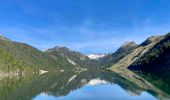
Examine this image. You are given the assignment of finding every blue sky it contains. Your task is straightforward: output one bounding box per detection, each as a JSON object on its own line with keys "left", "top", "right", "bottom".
{"left": 0, "top": 0, "right": 170, "bottom": 54}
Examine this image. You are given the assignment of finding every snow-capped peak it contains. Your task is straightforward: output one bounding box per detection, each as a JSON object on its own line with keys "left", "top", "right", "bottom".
{"left": 87, "top": 53, "right": 107, "bottom": 60}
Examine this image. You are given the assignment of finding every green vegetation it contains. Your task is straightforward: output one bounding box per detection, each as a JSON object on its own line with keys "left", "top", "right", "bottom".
{"left": 0, "top": 36, "right": 100, "bottom": 74}
{"left": 0, "top": 38, "right": 79, "bottom": 73}
{"left": 46, "top": 46, "right": 100, "bottom": 69}
{"left": 131, "top": 34, "right": 170, "bottom": 66}
{"left": 128, "top": 33, "right": 170, "bottom": 76}
{"left": 0, "top": 75, "right": 35, "bottom": 100}
{"left": 0, "top": 70, "right": 169, "bottom": 100}
{"left": 0, "top": 33, "right": 170, "bottom": 100}
{"left": 135, "top": 71, "right": 170, "bottom": 95}
{"left": 0, "top": 47, "right": 34, "bottom": 73}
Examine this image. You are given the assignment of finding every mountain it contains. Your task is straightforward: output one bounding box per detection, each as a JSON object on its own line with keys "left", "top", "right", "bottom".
{"left": 99, "top": 41, "right": 138, "bottom": 68}
{"left": 108, "top": 32, "right": 170, "bottom": 77}
{"left": 128, "top": 32, "right": 170, "bottom": 76}
{"left": 108, "top": 35, "right": 164, "bottom": 71}
{"left": 87, "top": 53, "right": 107, "bottom": 60}
{"left": 46, "top": 46, "right": 100, "bottom": 69}
{"left": 2, "top": 31, "right": 170, "bottom": 77}
{"left": 0, "top": 36, "right": 35, "bottom": 73}
{"left": 0, "top": 36, "right": 78, "bottom": 73}
{"left": 0, "top": 35, "right": 103, "bottom": 75}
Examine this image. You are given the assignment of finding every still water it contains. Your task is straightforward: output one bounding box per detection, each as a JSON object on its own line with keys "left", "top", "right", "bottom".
{"left": 0, "top": 70, "right": 169, "bottom": 100}
{"left": 34, "top": 84, "right": 156, "bottom": 100}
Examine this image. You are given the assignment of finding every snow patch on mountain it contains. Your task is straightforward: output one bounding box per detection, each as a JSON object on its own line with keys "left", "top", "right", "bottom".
{"left": 67, "top": 58, "right": 76, "bottom": 65}
{"left": 87, "top": 53, "right": 107, "bottom": 60}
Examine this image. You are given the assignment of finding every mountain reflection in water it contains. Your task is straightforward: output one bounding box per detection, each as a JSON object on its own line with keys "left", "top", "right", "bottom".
{"left": 0, "top": 70, "right": 169, "bottom": 100}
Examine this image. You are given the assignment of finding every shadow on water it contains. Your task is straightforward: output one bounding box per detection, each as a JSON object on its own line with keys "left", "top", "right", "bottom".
{"left": 134, "top": 71, "right": 170, "bottom": 97}
{"left": 0, "top": 69, "right": 170, "bottom": 100}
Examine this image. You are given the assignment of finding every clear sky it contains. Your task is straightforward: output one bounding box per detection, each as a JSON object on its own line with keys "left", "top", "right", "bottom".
{"left": 0, "top": 0, "right": 170, "bottom": 54}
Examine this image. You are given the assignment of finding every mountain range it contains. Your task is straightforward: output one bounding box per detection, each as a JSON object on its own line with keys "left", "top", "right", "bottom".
{"left": 0, "top": 32, "right": 170, "bottom": 76}
{"left": 108, "top": 32, "right": 170, "bottom": 77}
{"left": 0, "top": 36, "right": 100, "bottom": 74}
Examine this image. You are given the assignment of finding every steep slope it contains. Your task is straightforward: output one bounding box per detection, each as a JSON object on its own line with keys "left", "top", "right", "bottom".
{"left": 99, "top": 41, "right": 138, "bottom": 68}
{"left": 46, "top": 46, "right": 100, "bottom": 69}
{"left": 0, "top": 36, "right": 76, "bottom": 72}
{"left": 109, "top": 35, "right": 164, "bottom": 71}
{"left": 128, "top": 33, "right": 170, "bottom": 76}
{"left": 0, "top": 36, "right": 35, "bottom": 74}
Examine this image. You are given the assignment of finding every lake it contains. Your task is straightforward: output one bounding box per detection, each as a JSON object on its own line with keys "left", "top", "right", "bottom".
{"left": 0, "top": 70, "right": 169, "bottom": 100}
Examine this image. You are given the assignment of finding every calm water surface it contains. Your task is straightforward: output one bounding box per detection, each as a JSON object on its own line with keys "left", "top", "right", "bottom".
{"left": 34, "top": 84, "right": 156, "bottom": 100}
{"left": 0, "top": 70, "right": 169, "bottom": 100}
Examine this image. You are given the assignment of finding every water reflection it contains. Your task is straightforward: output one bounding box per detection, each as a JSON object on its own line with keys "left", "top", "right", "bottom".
{"left": 0, "top": 70, "right": 169, "bottom": 100}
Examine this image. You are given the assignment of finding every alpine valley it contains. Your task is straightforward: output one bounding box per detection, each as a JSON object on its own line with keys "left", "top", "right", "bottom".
{"left": 1, "top": 32, "right": 170, "bottom": 100}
